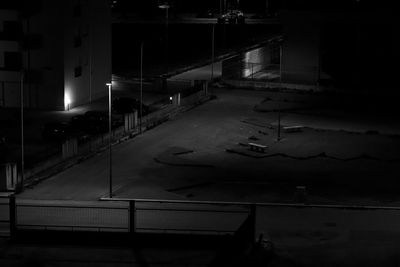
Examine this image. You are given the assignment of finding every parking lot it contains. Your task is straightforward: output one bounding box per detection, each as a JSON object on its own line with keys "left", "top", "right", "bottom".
{"left": 14, "top": 88, "right": 399, "bottom": 205}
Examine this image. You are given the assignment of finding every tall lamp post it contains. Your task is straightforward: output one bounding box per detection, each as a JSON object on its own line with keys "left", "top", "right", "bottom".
{"left": 211, "top": 23, "right": 215, "bottom": 81}
{"left": 106, "top": 82, "right": 113, "bottom": 198}
{"left": 140, "top": 42, "right": 143, "bottom": 133}
{"left": 158, "top": 3, "right": 170, "bottom": 74}
{"left": 268, "top": 36, "right": 284, "bottom": 141}
{"left": 19, "top": 70, "right": 24, "bottom": 193}
{"left": 278, "top": 40, "right": 283, "bottom": 141}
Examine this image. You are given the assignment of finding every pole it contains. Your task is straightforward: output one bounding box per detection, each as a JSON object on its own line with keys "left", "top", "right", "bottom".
{"left": 211, "top": 24, "right": 215, "bottom": 81}
{"left": 165, "top": 7, "right": 169, "bottom": 74}
{"left": 20, "top": 71, "right": 24, "bottom": 193}
{"left": 277, "top": 108, "right": 281, "bottom": 141}
{"left": 108, "top": 83, "right": 112, "bottom": 198}
{"left": 89, "top": 13, "right": 92, "bottom": 103}
{"left": 9, "top": 194, "right": 16, "bottom": 238}
{"left": 140, "top": 42, "right": 143, "bottom": 133}
{"left": 278, "top": 42, "right": 283, "bottom": 142}
{"left": 279, "top": 44, "right": 283, "bottom": 84}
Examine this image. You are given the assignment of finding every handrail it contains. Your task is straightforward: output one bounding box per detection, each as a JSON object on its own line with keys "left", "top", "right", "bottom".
{"left": 100, "top": 197, "right": 400, "bottom": 211}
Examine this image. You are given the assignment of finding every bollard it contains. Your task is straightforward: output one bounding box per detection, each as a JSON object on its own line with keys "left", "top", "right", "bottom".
{"left": 9, "top": 194, "right": 16, "bottom": 238}
{"left": 129, "top": 200, "right": 136, "bottom": 234}
{"left": 294, "top": 186, "right": 307, "bottom": 203}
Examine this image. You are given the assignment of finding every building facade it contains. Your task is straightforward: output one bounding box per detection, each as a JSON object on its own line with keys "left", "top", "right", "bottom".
{"left": 280, "top": 1, "right": 397, "bottom": 90}
{"left": 0, "top": 0, "right": 111, "bottom": 110}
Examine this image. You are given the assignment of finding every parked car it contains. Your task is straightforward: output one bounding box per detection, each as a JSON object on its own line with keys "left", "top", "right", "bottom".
{"left": 41, "top": 122, "right": 74, "bottom": 142}
{"left": 83, "top": 111, "right": 108, "bottom": 133}
{"left": 196, "top": 9, "right": 214, "bottom": 18}
{"left": 217, "top": 9, "right": 245, "bottom": 24}
{"left": 69, "top": 115, "right": 87, "bottom": 131}
{"left": 112, "top": 97, "right": 149, "bottom": 115}
{"left": 82, "top": 110, "right": 124, "bottom": 133}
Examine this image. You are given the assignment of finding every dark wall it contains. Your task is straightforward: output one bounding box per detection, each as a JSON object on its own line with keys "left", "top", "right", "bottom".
{"left": 281, "top": 9, "right": 397, "bottom": 91}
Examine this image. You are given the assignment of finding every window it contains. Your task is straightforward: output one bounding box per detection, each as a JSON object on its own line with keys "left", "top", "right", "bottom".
{"left": 74, "top": 26, "right": 82, "bottom": 47}
{"left": 74, "top": 36, "right": 82, "bottom": 47}
{"left": 74, "top": 66, "right": 82, "bottom": 77}
{"left": 0, "top": 21, "right": 22, "bottom": 41}
{"left": 73, "top": 5, "right": 81, "bottom": 17}
{"left": 4, "top": 52, "right": 22, "bottom": 71}
{"left": 22, "top": 34, "right": 43, "bottom": 50}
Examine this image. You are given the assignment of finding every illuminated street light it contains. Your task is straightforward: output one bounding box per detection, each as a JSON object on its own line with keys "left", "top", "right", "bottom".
{"left": 64, "top": 93, "right": 71, "bottom": 111}
{"left": 106, "top": 82, "right": 113, "bottom": 198}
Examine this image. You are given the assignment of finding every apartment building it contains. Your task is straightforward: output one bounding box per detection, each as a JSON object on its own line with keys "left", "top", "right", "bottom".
{"left": 0, "top": 0, "right": 111, "bottom": 110}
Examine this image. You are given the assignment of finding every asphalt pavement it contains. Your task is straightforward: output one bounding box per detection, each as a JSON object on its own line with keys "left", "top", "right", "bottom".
{"left": 5, "top": 87, "right": 400, "bottom": 266}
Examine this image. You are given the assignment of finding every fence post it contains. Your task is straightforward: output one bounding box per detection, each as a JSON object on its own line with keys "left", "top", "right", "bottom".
{"left": 9, "top": 194, "right": 16, "bottom": 238}
{"left": 250, "top": 204, "right": 256, "bottom": 242}
{"left": 129, "top": 200, "right": 136, "bottom": 234}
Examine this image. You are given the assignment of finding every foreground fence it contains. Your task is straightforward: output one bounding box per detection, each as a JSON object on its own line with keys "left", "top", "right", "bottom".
{"left": 3, "top": 195, "right": 400, "bottom": 249}
{"left": 4, "top": 197, "right": 250, "bottom": 237}
{"left": 0, "top": 195, "right": 10, "bottom": 236}
{"left": 14, "top": 199, "right": 129, "bottom": 233}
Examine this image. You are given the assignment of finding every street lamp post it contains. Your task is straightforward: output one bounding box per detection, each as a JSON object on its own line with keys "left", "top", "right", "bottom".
{"left": 158, "top": 3, "right": 170, "bottom": 74}
{"left": 19, "top": 70, "right": 24, "bottom": 193}
{"left": 277, "top": 108, "right": 281, "bottom": 141}
{"left": 140, "top": 42, "right": 143, "bottom": 133}
{"left": 279, "top": 43, "right": 283, "bottom": 84}
{"left": 211, "top": 23, "right": 215, "bottom": 81}
{"left": 277, "top": 43, "right": 283, "bottom": 141}
{"left": 106, "top": 82, "right": 113, "bottom": 198}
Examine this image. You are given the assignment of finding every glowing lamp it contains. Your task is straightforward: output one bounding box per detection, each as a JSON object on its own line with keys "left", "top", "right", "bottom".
{"left": 64, "top": 93, "right": 71, "bottom": 111}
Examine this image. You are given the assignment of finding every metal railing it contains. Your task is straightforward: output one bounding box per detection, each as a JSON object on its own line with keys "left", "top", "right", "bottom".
{"left": 2, "top": 196, "right": 251, "bottom": 236}
{"left": 4, "top": 195, "right": 400, "bottom": 240}
{"left": 132, "top": 199, "right": 250, "bottom": 235}
{"left": 0, "top": 195, "right": 10, "bottom": 235}
{"left": 14, "top": 199, "right": 130, "bottom": 233}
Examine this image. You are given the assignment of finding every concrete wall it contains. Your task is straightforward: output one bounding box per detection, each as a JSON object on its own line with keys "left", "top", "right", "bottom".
{"left": 280, "top": 10, "right": 320, "bottom": 85}
{"left": 280, "top": 9, "right": 397, "bottom": 90}
{"left": 222, "top": 45, "right": 272, "bottom": 80}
